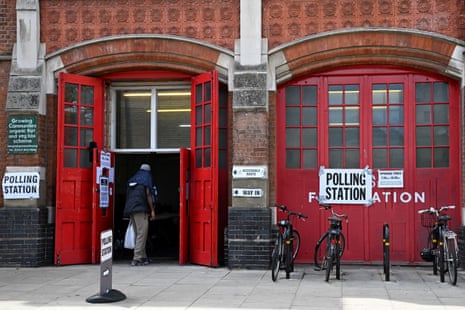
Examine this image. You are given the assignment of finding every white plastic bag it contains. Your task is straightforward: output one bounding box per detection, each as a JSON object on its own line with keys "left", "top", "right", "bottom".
{"left": 124, "top": 221, "right": 135, "bottom": 249}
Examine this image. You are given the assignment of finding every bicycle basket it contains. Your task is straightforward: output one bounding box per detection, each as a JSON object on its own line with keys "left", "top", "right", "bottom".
{"left": 421, "top": 212, "right": 436, "bottom": 228}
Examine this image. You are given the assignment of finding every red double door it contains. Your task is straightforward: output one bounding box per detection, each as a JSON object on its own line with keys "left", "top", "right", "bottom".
{"left": 55, "top": 71, "right": 226, "bottom": 266}
{"left": 277, "top": 69, "right": 461, "bottom": 264}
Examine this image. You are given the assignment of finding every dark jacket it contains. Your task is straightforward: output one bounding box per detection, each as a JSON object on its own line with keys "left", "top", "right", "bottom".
{"left": 123, "top": 183, "right": 150, "bottom": 217}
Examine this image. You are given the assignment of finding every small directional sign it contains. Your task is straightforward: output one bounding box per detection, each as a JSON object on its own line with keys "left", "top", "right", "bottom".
{"left": 232, "top": 165, "right": 267, "bottom": 179}
{"left": 232, "top": 188, "right": 263, "bottom": 198}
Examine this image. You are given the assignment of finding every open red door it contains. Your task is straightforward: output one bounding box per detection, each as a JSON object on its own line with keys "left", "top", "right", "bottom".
{"left": 189, "top": 71, "right": 220, "bottom": 266}
{"left": 55, "top": 73, "right": 104, "bottom": 265}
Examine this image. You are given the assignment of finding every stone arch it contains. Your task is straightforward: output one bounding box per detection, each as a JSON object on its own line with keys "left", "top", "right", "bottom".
{"left": 45, "top": 34, "right": 234, "bottom": 92}
{"left": 269, "top": 28, "right": 465, "bottom": 85}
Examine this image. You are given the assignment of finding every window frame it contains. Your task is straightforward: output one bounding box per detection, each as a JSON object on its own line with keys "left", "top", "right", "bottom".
{"left": 110, "top": 83, "right": 191, "bottom": 153}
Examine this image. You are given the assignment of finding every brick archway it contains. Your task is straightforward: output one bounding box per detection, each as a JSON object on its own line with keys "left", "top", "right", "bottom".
{"left": 46, "top": 35, "right": 234, "bottom": 80}
{"left": 269, "top": 28, "right": 465, "bottom": 84}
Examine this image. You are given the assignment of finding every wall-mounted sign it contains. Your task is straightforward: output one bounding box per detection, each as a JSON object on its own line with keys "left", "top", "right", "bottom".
{"left": 232, "top": 165, "right": 267, "bottom": 179}
{"left": 319, "top": 166, "right": 373, "bottom": 205}
{"left": 377, "top": 170, "right": 404, "bottom": 188}
{"left": 7, "top": 116, "right": 38, "bottom": 154}
{"left": 2, "top": 172, "right": 40, "bottom": 199}
{"left": 232, "top": 188, "right": 263, "bottom": 197}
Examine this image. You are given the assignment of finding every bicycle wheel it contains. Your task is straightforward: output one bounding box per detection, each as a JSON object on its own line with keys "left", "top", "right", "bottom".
{"left": 292, "top": 230, "right": 300, "bottom": 261}
{"left": 290, "top": 230, "right": 300, "bottom": 273}
{"left": 429, "top": 230, "right": 438, "bottom": 275}
{"left": 285, "top": 241, "right": 293, "bottom": 279}
{"left": 445, "top": 236, "right": 458, "bottom": 285}
{"left": 439, "top": 231, "right": 445, "bottom": 283}
{"left": 271, "top": 234, "right": 283, "bottom": 281}
{"left": 325, "top": 241, "right": 335, "bottom": 282}
{"left": 335, "top": 238, "right": 341, "bottom": 280}
{"left": 339, "top": 233, "right": 346, "bottom": 257}
{"left": 314, "top": 232, "right": 329, "bottom": 271}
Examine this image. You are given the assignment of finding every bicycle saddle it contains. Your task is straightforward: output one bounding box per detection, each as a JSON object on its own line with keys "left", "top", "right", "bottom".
{"left": 438, "top": 215, "right": 451, "bottom": 222}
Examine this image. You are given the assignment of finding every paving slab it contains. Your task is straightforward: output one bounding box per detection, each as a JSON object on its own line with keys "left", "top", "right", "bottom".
{"left": 0, "top": 262, "right": 464, "bottom": 310}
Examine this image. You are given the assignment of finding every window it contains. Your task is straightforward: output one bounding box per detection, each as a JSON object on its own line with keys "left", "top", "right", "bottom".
{"left": 113, "top": 87, "right": 191, "bottom": 151}
{"left": 372, "top": 83, "right": 404, "bottom": 168}
{"left": 284, "top": 85, "right": 318, "bottom": 168}
{"left": 63, "top": 82, "right": 94, "bottom": 168}
{"left": 415, "top": 82, "right": 449, "bottom": 168}
{"left": 328, "top": 84, "right": 360, "bottom": 168}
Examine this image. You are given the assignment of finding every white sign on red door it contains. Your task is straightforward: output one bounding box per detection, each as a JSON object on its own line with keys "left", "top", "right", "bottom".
{"left": 318, "top": 166, "right": 373, "bottom": 205}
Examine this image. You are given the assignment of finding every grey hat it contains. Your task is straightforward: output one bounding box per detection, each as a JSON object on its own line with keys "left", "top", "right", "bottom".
{"left": 140, "top": 163, "right": 151, "bottom": 171}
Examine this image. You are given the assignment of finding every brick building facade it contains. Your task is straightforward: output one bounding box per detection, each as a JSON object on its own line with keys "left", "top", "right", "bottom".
{"left": 1, "top": 0, "right": 465, "bottom": 268}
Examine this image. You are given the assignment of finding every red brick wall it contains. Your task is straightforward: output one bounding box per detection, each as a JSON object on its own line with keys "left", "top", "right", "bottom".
{"left": 41, "top": 1, "right": 465, "bottom": 54}
{"left": 0, "top": 0, "right": 15, "bottom": 206}
{"left": 263, "top": 0, "right": 465, "bottom": 49}
{"left": 40, "top": 0, "right": 240, "bottom": 53}
{"left": 0, "top": 0, "right": 16, "bottom": 54}
{"left": 232, "top": 111, "right": 269, "bottom": 164}
{"left": 45, "top": 94, "right": 57, "bottom": 207}
{"left": 0, "top": 61, "right": 10, "bottom": 205}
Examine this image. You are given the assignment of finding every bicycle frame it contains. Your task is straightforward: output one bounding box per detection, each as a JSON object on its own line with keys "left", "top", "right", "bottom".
{"left": 418, "top": 205, "right": 458, "bottom": 285}
{"left": 271, "top": 205, "right": 307, "bottom": 281}
{"left": 314, "top": 204, "right": 347, "bottom": 282}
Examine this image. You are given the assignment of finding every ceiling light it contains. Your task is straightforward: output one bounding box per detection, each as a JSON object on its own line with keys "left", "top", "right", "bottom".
{"left": 158, "top": 91, "right": 191, "bottom": 97}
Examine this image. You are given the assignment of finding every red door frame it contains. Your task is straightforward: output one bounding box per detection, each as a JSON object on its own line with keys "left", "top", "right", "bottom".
{"left": 55, "top": 73, "right": 106, "bottom": 265}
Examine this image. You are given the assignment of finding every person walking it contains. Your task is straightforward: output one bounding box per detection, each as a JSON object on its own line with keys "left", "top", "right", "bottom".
{"left": 123, "top": 163, "right": 156, "bottom": 266}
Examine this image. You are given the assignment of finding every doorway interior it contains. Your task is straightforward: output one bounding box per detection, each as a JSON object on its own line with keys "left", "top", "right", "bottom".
{"left": 113, "top": 153, "right": 180, "bottom": 262}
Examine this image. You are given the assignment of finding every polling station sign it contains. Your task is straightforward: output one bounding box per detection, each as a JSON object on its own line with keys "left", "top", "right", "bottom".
{"left": 319, "top": 167, "right": 373, "bottom": 205}
{"left": 2, "top": 172, "right": 40, "bottom": 199}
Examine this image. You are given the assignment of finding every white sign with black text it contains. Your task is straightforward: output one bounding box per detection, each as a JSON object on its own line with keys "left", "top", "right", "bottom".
{"left": 377, "top": 170, "right": 404, "bottom": 188}
{"left": 232, "top": 188, "right": 263, "bottom": 198}
{"left": 2, "top": 172, "right": 40, "bottom": 199}
{"left": 232, "top": 165, "right": 267, "bottom": 179}
{"left": 319, "top": 167, "right": 373, "bottom": 205}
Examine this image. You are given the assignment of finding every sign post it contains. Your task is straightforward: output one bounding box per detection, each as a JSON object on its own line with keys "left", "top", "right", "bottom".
{"left": 86, "top": 230, "right": 126, "bottom": 303}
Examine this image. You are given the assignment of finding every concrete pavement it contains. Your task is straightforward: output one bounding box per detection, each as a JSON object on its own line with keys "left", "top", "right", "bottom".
{"left": 0, "top": 261, "right": 464, "bottom": 309}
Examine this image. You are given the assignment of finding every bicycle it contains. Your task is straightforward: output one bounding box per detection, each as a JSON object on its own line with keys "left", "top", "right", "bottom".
{"left": 418, "top": 205, "right": 458, "bottom": 285}
{"left": 271, "top": 204, "right": 308, "bottom": 281}
{"left": 314, "top": 204, "right": 348, "bottom": 282}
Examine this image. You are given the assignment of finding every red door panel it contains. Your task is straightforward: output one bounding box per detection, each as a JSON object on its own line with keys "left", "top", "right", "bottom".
{"left": 55, "top": 73, "right": 104, "bottom": 265}
{"left": 189, "top": 71, "right": 219, "bottom": 266}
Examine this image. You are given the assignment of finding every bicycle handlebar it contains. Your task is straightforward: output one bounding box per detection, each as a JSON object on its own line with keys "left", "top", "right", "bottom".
{"left": 417, "top": 205, "right": 456, "bottom": 215}
{"left": 275, "top": 204, "right": 308, "bottom": 221}
{"left": 319, "top": 204, "right": 348, "bottom": 222}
